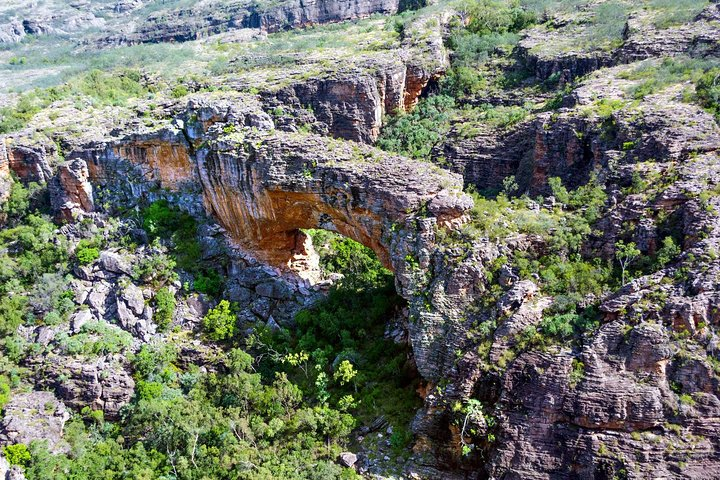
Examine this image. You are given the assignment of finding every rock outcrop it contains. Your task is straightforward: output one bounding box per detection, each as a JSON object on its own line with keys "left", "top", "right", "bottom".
{"left": 50, "top": 158, "right": 94, "bottom": 222}
{"left": 0, "top": 391, "right": 71, "bottom": 454}
{"left": 198, "top": 129, "right": 469, "bottom": 270}
{"left": 34, "top": 354, "right": 135, "bottom": 420}
{"left": 517, "top": 2, "right": 720, "bottom": 82}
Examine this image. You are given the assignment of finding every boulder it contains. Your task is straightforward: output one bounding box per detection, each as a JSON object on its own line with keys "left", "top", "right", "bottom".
{"left": 338, "top": 452, "right": 358, "bottom": 468}
{"left": 99, "top": 251, "right": 132, "bottom": 275}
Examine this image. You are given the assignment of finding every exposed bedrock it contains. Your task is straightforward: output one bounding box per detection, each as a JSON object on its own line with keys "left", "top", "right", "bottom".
{"left": 517, "top": 2, "right": 720, "bottom": 82}
{"left": 102, "top": 0, "right": 402, "bottom": 45}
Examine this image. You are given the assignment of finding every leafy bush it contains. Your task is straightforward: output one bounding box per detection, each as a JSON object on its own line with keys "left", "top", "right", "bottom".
{"left": 2, "top": 181, "right": 42, "bottom": 222}
{"left": 377, "top": 95, "right": 456, "bottom": 159}
{"left": 696, "top": 67, "right": 720, "bottom": 121}
{"left": 203, "top": 300, "right": 236, "bottom": 341}
{"left": 27, "top": 272, "right": 75, "bottom": 320}
{"left": 141, "top": 200, "right": 224, "bottom": 295}
{"left": 133, "top": 251, "right": 178, "bottom": 286}
{"left": 0, "top": 214, "right": 69, "bottom": 288}
{"left": 153, "top": 288, "right": 176, "bottom": 332}
{"left": 136, "top": 381, "right": 164, "bottom": 401}
{"left": 170, "top": 84, "right": 189, "bottom": 98}
{"left": 193, "top": 270, "right": 224, "bottom": 297}
{"left": 462, "top": 0, "right": 535, "bottom": 36}
{"left": 75, "top": 239, "right": 100, "bottom": 265}
{"left": 3, "top": 444, "right": 30, "bottom": 467}
{"left": 655, "top": 236, "right": 681, "bottom": 267}
{"left": 0, "top": 296, "right": 28, "bottom": 337}
{"left": 132, "top": 343, "right": 178, "bottom": 381}
{"left": 0, "top": 375, "right": 10, "bottom": 410}
{"left": 56, "top": 322, "right": 133, "bottom": 356}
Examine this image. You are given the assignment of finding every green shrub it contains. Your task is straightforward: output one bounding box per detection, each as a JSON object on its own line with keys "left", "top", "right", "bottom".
{"left": 620, "top": 57, "right": 718, "bottom": 100}
{"left": 153, "top": 288, "right": 176, "bottom": 332}
{"left": 696, "top": 67, "right": 720, "bottom": 121}
{"left": 569, "top": 359, "right": 585, "bottom": 388}
{"left": 170, "top": 84, "right": 189, "bottom": 98}
{"left": 2, "top": 181, "right": 42, "bottom": 221}
{"left": 132, "top": 343, "right": 178, "bottom": 381}
{"left": 203, "top": 300, "right": 236, "bottom": 341}
{"left": 0, "top": 375, "right": 10, "bottom": 410}
{"left": 68, "top": 69, "right": 149, "bottom": 107}
{"left": 441, "top": 65, "right": 487, "bottom": 97}
{"left": 0, "top": 214, "right": 69, "bottom": 287}
{"left": 539, "top": 313, "right": 576, "bottom": 339}
{"left": 133, "top": 251, "right": 177, "bottom": 286}
{"left": 3, "top": 444, "right": 30, "bottom": 467}
{"left": 193, "top": 270, "right": 224, "bottom": 297}
{"left": 655, "top": 236, "right": 681, "bottom": 267}
{"left": 389, "top": 427, "right": 414, "bottom": 454}
{"left": 377, "top": 94, "right": 456, "bottom": 159}
{"left": 141, "top": 201, "right": 218, "bottom": 290}
{"left": 136, "top": 381, "right": 164, "bottom": 401}
{"left": 0, "top": 296, "right": 28, "bottom": 336}
{"left": 75, "top": 240, "right": 100, "bottom": 265}
{"left": 463, "top": 0, "right": 535, "bottom": 36}
{"left": 56, "top": 321, "right": 133, "bottom": 356}
{"left": 678, "top": 393, "right": 696, "bottom": 407}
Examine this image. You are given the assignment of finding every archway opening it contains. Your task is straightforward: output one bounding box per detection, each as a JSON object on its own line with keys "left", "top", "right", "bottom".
{"left": 259, "top": 228, "right": 423, "bottom": 466}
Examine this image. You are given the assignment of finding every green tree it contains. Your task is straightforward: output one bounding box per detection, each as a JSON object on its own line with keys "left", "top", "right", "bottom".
{"left": 202, "top": 300, "right": 236, "bottom": 341}
{"left": 656, "top": 236, "right": 681, "bottom": 267}
{"left": 333, "top": 360, "right": 357, "bottom": 387}
{"left": 616, "top": 240, "right": 641, "bottom": 284}
{"left": 696, "top": 68, "right": 720, "bottom": 120}
{"left": 376, "top": 94, "right": 456, "bottom": 160}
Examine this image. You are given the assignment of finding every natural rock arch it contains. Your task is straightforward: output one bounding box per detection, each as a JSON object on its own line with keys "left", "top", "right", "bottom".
{"left": 196, "top": 130, "right": 471, "bottom": 276}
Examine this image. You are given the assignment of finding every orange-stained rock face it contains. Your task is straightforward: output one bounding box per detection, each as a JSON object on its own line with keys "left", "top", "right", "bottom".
{"left": 404, "top": 66, "right": 443, "bottom": 112}
{"left": 205, "top": 187, "right": 392, "bottom": 270}
{"left": 0, "top": 140, "right": 12, "bottom": 206}
{"left": 2, "top": 141, "right": 53, "bottom": 184}
{"left": 51, "top": 159, "right": 94, "bottom": 222}
{"left": 111, "top": 142, "right": 195, "bottom": 189}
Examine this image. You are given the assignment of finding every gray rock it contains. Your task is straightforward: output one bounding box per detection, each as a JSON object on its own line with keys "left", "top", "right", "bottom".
{"left": 266, "top": 316, "right": 281, "bottom": 332}
{"left": 255, "top": 280, "right": 293, "bottom": 300}
{"left": 87, "top": 281, "right": 113, "bottom": 318}
{"left": 99, "top": 251, "right": 132, "bottom": 275}
{"left": 119, "top": 283, "right": 145, "bottom": 315}
{"left": 338, "top": 452, "right": 358, "bottom": 468}
{"left": 70, "top": 309, "right": 95, "bottom": 333}
{"left": 36, "top": 354, "right": 135, "bottom": 420}
{"left": 250, "top": 297, "right": 273, "bottom": 319}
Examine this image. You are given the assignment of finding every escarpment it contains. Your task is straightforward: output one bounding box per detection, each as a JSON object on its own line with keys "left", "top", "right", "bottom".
{"left": 101, "top": 0, "right": 402, "bottom": 45}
